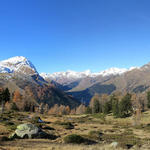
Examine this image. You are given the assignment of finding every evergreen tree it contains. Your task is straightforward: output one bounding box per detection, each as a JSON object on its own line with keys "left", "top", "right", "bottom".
{"left": 11, "top": 102, "right": 19, "bottom": 111}
{"left": 119, "top": 93, "right": 132, "bottom": 118}
{"left": 93, "top": 99, "right": 100, "bottom": 113}
{"left": 147, "top": 91, "right": 150, "bottom": 108}
{"left": 85, "top": 106, "right": 92, "bottom": 114}
{"left": 0, "top": 88, "right": 10, "bottom": 114}
{"left": 3, "top": 88, "right": 10, "bottom": 102}
{"left": 104, "top": 101, "right": 112, "bottom": 114}
{"left": 112, "top": 96, "right": 119, "bottom": 117}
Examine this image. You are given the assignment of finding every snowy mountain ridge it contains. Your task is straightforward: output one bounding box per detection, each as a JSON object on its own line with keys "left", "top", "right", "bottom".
{"left": 40, "top": 67, "right": 138, "bottom": 80}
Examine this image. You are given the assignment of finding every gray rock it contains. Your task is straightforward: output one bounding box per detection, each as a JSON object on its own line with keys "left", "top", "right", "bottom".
{"left": 9, "top": 123, "right": 57, "bottom": 140}
{"left": 15, "top": 123, "right": 39, "bottom": 139}
{"left": 110, "top": 142, "right": 119, "bottom": 148}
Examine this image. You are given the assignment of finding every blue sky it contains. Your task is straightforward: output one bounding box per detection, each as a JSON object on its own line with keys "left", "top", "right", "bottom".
{"left": 0, "top": 0, "right": 150, "bottom": 73}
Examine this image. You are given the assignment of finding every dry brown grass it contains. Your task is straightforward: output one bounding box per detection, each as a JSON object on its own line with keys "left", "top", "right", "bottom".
{"left": 1, "top": 111, "right": 150, "bottom": 149}
{"left": 0, "top": 140, "right": 125, "bottom": 150}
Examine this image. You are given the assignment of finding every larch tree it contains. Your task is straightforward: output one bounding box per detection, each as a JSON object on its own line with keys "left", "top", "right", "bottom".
{"left": 13, "top": 90, "right": 22, "bottom": 110}
{"left": 90, "top": 94, "right": 101, "bottom": 114}
{"left": 70, "top": 108, "right": 76, "bottom": 115}
{"left": 76, "top": 104, "right": 86, "bottom": 114}
{"left": 112, "top": 95, "right": 119, "bottom": 117}
{"left": 65, "top": 106, "right": 71, "bottom": 115}
{"left": 48, "top": 104, "right": 59, "bottom": 115}
{"left": 44, "top": 104, "right": 49, "bottom": 114}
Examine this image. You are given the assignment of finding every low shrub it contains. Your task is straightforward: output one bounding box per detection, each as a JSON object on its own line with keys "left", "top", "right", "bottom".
{"left": 0, "top": 136, "right": 9, "bottom": 141}
{"left": 31, "top": 116, "right": 40, "bottom": 123}
{"left": 92, "top": 113, "right": 106, "bottom": 122}
{"left": 4, "top": 121, "right": 14, "bottom": 126}
{"left": 64, "top": 134, "right": 85, "bottom": 144}
{"left": 88, "top": 130, "right": 103, "bottom": 140}
{"left": 55, "top": 121, "right": 74, "bottom": 129}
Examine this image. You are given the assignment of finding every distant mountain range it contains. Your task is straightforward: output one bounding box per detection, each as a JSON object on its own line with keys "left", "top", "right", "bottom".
{"left": 1, "top": 56, "right": 150, "bottom": 106}
{"left": 40, "top": 67, "right": 137, "bottom": 85}
{"left": 40, "top": 63, "right": 150, "bottom": 104}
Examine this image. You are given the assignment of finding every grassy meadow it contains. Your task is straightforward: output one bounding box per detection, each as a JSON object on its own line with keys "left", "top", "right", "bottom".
{"left": 0, "top": 111, "right": 150, "bottom": 150}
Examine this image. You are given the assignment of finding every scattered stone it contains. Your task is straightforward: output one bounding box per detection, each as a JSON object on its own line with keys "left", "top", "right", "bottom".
{"left": 140, "top": 144, "right": 150, "bottom": 149}
{"left": 132, "top": 145, "right": 141, "bottom": 150}
{"left": 126, "top": 144, "right": 134, "bottom": 149}
{"left": 110, "top": 142, "right": 119, "bottom": 148}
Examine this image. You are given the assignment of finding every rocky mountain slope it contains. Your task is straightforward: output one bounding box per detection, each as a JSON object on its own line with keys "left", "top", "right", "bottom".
{"left": 41, "top": 64, "right": 150, "bottom": 104}
{"left": 0, "top": 56, "right": 79, "bottom": 108}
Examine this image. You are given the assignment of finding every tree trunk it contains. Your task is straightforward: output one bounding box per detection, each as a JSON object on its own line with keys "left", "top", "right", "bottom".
{"left": 1, "top": 100, "right": 4, "bottom": 114}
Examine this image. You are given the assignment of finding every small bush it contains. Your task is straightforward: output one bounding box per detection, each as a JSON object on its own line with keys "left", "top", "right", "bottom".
{"left": 31, "top": 116, "right": 40, "bottom": 123}
{"left": 62, "top": 122, "right": 74, "bottom": 129}
{"left": 4, "top": 121, "right": 14, "bottom": 126}
{"left": 8, "top": 125, "right": 17, "bottom": 131}
{"left": 64, "top": 134, "right": 85, "bottom": 144}
{"left": 0, "top": 136, "right": 9, "bottom": 141}
{"left": 55, "top": 121, "right": 74, "bottom": 129}
{"left": 88, "top": 130, "right": 103, "bottom": 140}
{"left": 2, "top": 121, "right": 17, "bottom": 131}
{"left": 92, "top": 113, "right": 106, "bottom": 121}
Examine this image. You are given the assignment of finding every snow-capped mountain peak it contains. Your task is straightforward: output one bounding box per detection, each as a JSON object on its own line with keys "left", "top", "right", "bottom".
{"left": 0, "top": 56, "right": 38, "bottom": 75}
{"left": 98, "top": 67, "right": 128, "bottom": 76}
{"left": 2, "top": 56, "right": 27, "bottom": 64}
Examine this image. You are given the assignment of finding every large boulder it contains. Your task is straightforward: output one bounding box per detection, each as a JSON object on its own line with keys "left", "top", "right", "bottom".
{"left": 14, "top": 123, "right": 39, "bottom": 139}
{"left": 9, "top": 123, "right": 57, "bottom": 140}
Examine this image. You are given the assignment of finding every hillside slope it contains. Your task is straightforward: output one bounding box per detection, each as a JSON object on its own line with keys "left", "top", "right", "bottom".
{"left": 41, "top": 63, "right": 150, "bottom": 103}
